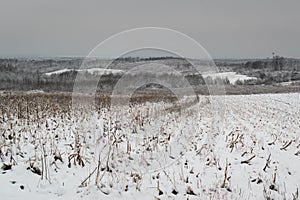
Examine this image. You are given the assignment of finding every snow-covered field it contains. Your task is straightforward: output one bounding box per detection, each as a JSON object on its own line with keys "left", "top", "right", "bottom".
{"left": 202, "top": 72, "right": 257, "bottom": 84}
{"left": 44, "top": 68, "right": 257, "bottom": 86}
{"left": 0, "top": 93, "right": 299, "bottom": 199}
{"left": 45, "top": 68, "right": 124, "bottom": 76}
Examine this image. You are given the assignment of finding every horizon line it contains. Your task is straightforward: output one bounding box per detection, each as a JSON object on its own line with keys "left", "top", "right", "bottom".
{"left": 0, "top": 55, "right": 299, "bottom": 60}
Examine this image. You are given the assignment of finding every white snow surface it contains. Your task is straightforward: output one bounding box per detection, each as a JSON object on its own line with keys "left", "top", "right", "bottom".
{"left": 45, "top": 68, "right": 124, "bottom": 76}
{"left": 202, "top": 71, "right": 257, "bottom": 84}
{"left": 0, "top": 93, "right": 299, "bottom": 199}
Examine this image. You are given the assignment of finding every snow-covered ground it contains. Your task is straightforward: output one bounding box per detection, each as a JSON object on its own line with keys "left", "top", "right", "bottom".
{"left": 202, "top": 72, "right": 257, "bottom": 84}
{"left": 0, "top": 93, "right": 299, "bottom": 199}
{"left": 45, "top": 68, "right": 257, "bottom": 86}
{"left": 45, "top": 68, "right": 124, "bottom": 76}
{"left": 279, "top": 80, "right": 300, "bottom": 86}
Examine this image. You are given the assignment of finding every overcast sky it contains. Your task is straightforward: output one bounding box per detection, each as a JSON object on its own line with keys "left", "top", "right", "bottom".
{"left": 0, "top": 0, "right": 299, "bottom": 59}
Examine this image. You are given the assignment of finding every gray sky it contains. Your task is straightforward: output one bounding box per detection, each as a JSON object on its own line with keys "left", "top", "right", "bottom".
{"left": 0, "top": 0, "right": 299, "bottom": 59}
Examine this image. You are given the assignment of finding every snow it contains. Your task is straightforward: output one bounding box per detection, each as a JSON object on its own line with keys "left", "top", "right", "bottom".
{"left": 202, "top": 71, "right": 257, "bottom": 84}
{"left": 45, "top": 68, "right": 124, "bottom": 76}
{"left": 25, "top": 90, "right": 45, "bottom": 94}
{"left": 45, "top": 69, "right": 74, "bottom": 76}
{"left": 279, "top": 80, "right": 300, "bottom": 86}
{"left": 84, "top": 68, "right": 124, "bottom": 75}
{"left": 0, "top": 93, "right": 299, "bottom": 199}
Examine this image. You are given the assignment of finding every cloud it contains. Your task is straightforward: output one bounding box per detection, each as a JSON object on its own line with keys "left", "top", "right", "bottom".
{"left": 0, "top": 0, "right": 299, "bottom": 58}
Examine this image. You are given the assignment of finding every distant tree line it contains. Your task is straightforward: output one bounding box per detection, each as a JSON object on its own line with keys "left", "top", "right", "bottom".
{"left": 232, "top": 54, "right": 300, "bottom": 85}
{"left": 115, "top": 56, "right": 185, "bottom": 62}
{"left": 1, "top": 67, "right": 229, "bottom": 92}
{"left": 1, "top": 56, "right": 300, "bottom": 92}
